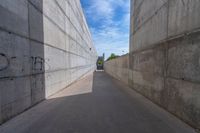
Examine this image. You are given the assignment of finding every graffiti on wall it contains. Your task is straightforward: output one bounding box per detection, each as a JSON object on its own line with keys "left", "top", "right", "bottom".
{"left": 32, "top": 56, "right": 44, "bottom": 71}
{"left": 0, "top": 53, "right": 45, "bottom": 72}
{"left": 0, "top": 53, "right": 9, "bottom": 71}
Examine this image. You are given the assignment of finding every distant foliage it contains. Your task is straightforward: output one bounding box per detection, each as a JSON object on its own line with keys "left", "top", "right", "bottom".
{"left": 107, "top": 53, "right": 119, "bottom": 61}
{"left": 98, "top": 60, "right": 103, "bottom": 65}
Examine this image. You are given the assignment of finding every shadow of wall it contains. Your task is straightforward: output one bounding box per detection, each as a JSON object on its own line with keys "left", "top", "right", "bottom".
{"left": 0, "top": 0, "right": 45, "bottom": 124}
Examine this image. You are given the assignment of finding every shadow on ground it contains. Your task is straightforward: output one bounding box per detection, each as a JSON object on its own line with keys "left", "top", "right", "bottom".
{"left": 0, "top": 72, "right": 197, "bottom": 133}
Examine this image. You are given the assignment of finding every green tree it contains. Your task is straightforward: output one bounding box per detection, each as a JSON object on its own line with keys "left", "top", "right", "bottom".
{"left": 98, "top": 60, "right": 103, "bottom": 65}
{"left": 107, "top": 53, "right": 119, "bottom": 61}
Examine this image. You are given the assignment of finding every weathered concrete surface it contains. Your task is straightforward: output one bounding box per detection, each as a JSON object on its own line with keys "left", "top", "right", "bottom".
{"left": 104, "top": 54, "right": 129, "bottom": 85}
{"left": 0, "top": 72, "right": 197, "bottom": 133}
{"left": 105, "top": 0, "right": 200, "bottom": 130}
{"left": 0, "top": 0, "right": 97, "bottom": 124}
{"left": 129, "top": 0, "right": 200, "bottom": 129}
{"left": 168, "top": 0, "right": 200, "bottom": 37}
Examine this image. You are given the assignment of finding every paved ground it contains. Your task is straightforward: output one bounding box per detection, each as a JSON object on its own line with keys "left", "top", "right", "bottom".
{"left": 0, "top": 72, "right": 197, "bottom": 133}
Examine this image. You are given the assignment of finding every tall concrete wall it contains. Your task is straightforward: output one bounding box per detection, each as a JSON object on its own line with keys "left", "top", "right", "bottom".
{"left": 104, "top": 55, "right": 129, "bottom": 85}
{"left": 105, "top": 0, "right": 200, "bottom": 130}
{"left": 0, "top": 0, "right": 97, "bottom": 124}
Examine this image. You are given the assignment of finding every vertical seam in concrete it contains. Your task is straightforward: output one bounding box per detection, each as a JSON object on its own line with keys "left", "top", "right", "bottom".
{"left": 27, "top": 2, "right": 33, "bottom": 105}
{"left": 163, "top": 0, "right": 170, "bottom": 106}
{"left": 129, "top": 0, "right": 132, "bottom": 53}
{"left": 166, "top": 0, "right": 170, "bottom": 38}
{"left": 186, "top": 0, "right": 190, "bottom": 34}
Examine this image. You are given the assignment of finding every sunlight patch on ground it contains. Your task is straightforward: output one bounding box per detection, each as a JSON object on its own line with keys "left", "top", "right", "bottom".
{"left": 47, "top": 73, "right": 94, "bottom": 99}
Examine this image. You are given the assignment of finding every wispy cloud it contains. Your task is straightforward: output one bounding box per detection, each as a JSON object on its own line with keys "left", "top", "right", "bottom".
{"left": 81, "top": 0, "right": 130, "bottom": 59}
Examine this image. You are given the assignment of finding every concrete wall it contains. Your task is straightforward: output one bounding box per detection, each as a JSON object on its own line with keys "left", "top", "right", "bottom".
{"left": 0, "top": 0, "right": 97, "bottom": 124}
{"left": 105, "top": 0, "right": 200, "bottom": 129}
{"left": 104, "top": 55, "right": 129, "bottom": 85}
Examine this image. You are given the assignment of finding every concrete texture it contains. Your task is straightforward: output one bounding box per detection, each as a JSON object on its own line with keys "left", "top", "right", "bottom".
{"left": 105, "top": 0, "right": 200, "bottom": 130}
{"left": 0, "top": 72, "right": 197, "bottom": 133}
{"left": 0, "top": 0, "right": 97, "bottom": 124}
{"left": 104, "top": 54, "right": 129, "bottom": 85}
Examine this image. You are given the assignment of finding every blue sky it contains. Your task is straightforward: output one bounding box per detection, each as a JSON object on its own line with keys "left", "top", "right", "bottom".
{"left": 80, "top": 0, "right": 130, "bottom": 59}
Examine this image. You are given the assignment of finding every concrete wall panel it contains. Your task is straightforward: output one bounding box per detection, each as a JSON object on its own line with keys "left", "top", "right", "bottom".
{"left": 43, "top": 17, "right": 66, "bottom": 50}
{"left": 164, "top": 78, "right": 200, "bottom": 129}
{"left": 132, "top": 5, "right": 168, "bottom": 52}
{"left": 133, "top": 0, "right": 167, "bottom": 32}
{"left": 0, "top": 0, "right": 28, "bottom": 36}
{"left": 44, "top": 45, "right": 67, "bottom": 71}
{"left": 31, "top": 74, "right": 45, "bottom": 105}
{"left": 45, "top": 70, "right": 68, "bottom": 97}
{"left": 167, "top": 33, "right": 200, "bottom": 83}
{"left": 44, "top": 0, "right": 66, "bottom": 32}
{"left": 0, "top": 30, "right": 31, "bottom": 78}
{"left": 132, "top": 70, "right": 164, "bottom": 102}
{"left": 0, "top": 0, "right": 97, "bottom": 124}
{"left": 29, "top": 3, "right": 44, "bottom": 42}
{"left": 0, "top": 77, "right": 32, "bottom": 122}
{"left": 132, "top": 46, "right": 165, "bottom": 75}
{"left": 168, "top": 0, "right": 200, "bottom": 37}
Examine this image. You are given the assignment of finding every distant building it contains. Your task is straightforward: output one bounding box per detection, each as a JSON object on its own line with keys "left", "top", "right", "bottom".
{"left": 96, "top": 53, "right": 105, "bottom": 70}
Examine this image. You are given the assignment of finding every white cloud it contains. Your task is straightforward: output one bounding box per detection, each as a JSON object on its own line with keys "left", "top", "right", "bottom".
{"left": 84, "top": 0, "right": 130, "bottom": 59}
{"left": 92, "top": 26, "right": 129, "bottom": 59}
{"left": 85, "top": 0, "right": 113, "bottom": 22}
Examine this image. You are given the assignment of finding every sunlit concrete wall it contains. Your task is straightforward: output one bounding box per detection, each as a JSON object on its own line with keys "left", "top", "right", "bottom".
{"left": 0, "top": 0, "right": 97, "bottom": 124}
{"left": 105, "top": 0, "right": 200, "bottom": 129}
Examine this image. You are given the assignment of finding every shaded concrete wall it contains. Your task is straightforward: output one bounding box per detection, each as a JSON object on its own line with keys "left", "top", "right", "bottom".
{"left": 104, "top": 55, "right": 129, "bottom": 85}
{"left": 0, "top": 0, "right": 97, "bottom": 124}
{"left": 105, "top": 0, "right": 200, "bottom": 129}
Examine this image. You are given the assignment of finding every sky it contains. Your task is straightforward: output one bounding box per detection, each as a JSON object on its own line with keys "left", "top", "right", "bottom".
{"left": 80, "top": 0, "right": 130, "bottom": 59}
